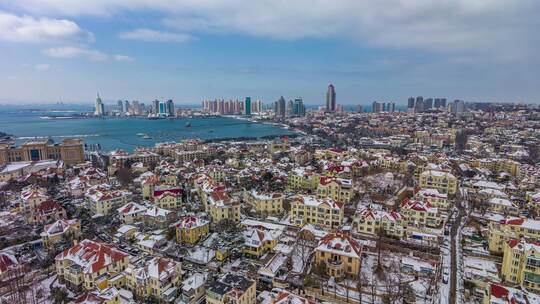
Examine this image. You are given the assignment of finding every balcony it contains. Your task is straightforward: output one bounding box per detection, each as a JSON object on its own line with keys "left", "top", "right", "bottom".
{"left": 327, "top": 258, "right": 345, "bottom": 278}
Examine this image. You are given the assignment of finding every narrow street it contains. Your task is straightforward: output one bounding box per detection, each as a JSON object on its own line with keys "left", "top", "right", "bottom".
{"left": 448, "top": 189, "right": 466, "bottom": 304}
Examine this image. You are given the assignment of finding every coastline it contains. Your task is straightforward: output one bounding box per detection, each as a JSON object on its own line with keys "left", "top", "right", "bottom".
{"left": 2, "top": 113, "right": 299, "bottom": 152}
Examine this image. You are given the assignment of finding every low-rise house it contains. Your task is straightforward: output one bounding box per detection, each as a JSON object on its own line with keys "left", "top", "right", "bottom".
{"left": 244, "top": 190, "right": 284, "bottom": 215}
{"left": 286, "top": 168, "right": 320, "bottom": 191}
{"left": 400, "top": 199, "right": 442, "bottom": 228}
{"left": 144, "top": 206, "right": 175, "bottom": 229}
{"left": 179, "top": 272, "right": 207, "bottom": 304}
{"left": 419, "top": 170, "right": 457, "bottom": 195}
{"left": 41, "top": 219, "right": 80, "bottom": 247}
{"left": 487, "top": 197, "right": 519, "bottom": 216}
{"left": 117, "top": 202, "right": 147, "bottom": 224}
{"left": 488, "top": 217, "right": 540, "bottom": 254}
{"left": 317, "top": 176, "right": 353, "bottom": 203}
{"left": 55, "top": 239, "right": 130, "bottom": 292}
{"left": 86, "top": 185, "right": 132, "bottom": 216}
{"left": 125, "top": 257, "right": 182, "bottom": 302}
{"left": 414, "top": 188, "right": 450, "bottom": 210}
{"left": 153, "top": 190, "right": 181, "bottom": 210}
{"left": 0, "top": 252, "right": 19, "bottom": 280}
{"left": 29, "top": 200, "right": 67, "bottom": 224}
{"left": 176, "top": 216, "right": 210, "bottom": 244}
{"left": 353, "top": 207, "right": 405, "bottom": 238}
{"left": 206, "top": 191, "right": 241, "bottom": 224}
{"left": 73, "top": 287, "right": 120, "bottom": 304}
{"left": 243, "top": 227, "right": 278, "bottom": 258}
{"left": 314, "top": 231, "right": 362, "bottom": 278}
{"left": 289, "top": 195, "right": 343, "bottom": 229}
{"left": 483, "top": 283, "right": 540, "bottom": 304}
{"left": 206, "top": 273, "right": 256, "bottom": 304}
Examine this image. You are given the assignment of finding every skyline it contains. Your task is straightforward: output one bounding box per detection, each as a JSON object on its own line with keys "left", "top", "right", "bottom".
{"left": 1, "top": 1, "right": 540, "bottom": 105}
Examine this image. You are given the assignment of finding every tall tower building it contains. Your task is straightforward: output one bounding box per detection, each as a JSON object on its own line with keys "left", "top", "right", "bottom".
{"left": 167, "top": 99, "right": 175, "bottom": 117}
{"left": 153, "top": 99, "right": 160, "bottom": 114}
{"left": 325, "top": 84, "right": 336, "bottom": 112}
{"left": 293, "top": 97, "right": 305, "bottom": 117}
{"left": 415, "top": 96, "right": 424, "bottom": 113}
{"left": 244, "top": 97, "right": 251, "bottom": 116}
{"left": 275, "top": 96, "right": 286, "bottom": 119}
{"left": 424, "top": 98, "right": 433, "bottom": 110}
{"left": 94, "top": 93, "right": 105, "bottom": 116}
{"left": 407, "top": 97, "right": 415, "bottom": 109}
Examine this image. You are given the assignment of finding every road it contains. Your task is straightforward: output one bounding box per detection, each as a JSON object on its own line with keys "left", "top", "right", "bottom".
{"left": 448, "top": 190, "right": 466, "bottom": 304}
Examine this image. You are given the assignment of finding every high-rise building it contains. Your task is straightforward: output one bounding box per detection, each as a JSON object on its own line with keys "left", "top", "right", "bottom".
{"left": 424, "top": 98, "right": 433, "bottom": 110}
{"left": 158, "top": 100, "right": 168, "bottom": 116}
{"left": 407, "top": 97, "right": 415, "bottom": 109}
{"left": 372, "top": 101, "right": 382, "bottom": 113}
{"left": 415, "top": 96, "right": 424, "bottom": 113}
{"left": 167, "top": 99, "right": 175, "bottom": 117}
{"left": 388, "top": 102, "right": 396, "bottom": 113}
{"left": 286, "top": 99, "right": 294, "bottom": 117}
{"left": 94, "top": 93, "right": 105, "bottom": 116}
{"left": 454, "top": 99, "right": 465, "bottom": 115}
{"left": 244, "top": 97, "right": 251, "bottom": 116}
{"left": 117, "top": 100, "right": 123, "bottom": 113}
{"left": 356, "top": 105, "right": 363, "bottom": 113}
{"left": 153, "top": 99, "right": 160, "bottom": 114}
{"left": 123, "top": 100, "right": 130, "bottom": 113}
{"left": 275, "top": 96, "right": 286, "bottom": 119}
{"left": 325, "top": 84, "right": 336, "bottom": 112}
{"left": 293, "top": 97, "right": 306, "bottom": 117}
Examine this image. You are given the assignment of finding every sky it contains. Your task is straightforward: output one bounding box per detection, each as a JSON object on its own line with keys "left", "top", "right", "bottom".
{"left": 0, "top": 0, "right": 539, "bottom": 105}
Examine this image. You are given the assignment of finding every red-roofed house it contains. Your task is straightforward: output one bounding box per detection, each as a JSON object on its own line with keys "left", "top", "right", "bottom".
{"left": 315, "top": 231, "right": 362, "bottom": 278}
{"left": 176, "top": 216, "right": 210, "bottom": 244}
{"left": 55, "top": 239, "right": 129, "bottom": 291}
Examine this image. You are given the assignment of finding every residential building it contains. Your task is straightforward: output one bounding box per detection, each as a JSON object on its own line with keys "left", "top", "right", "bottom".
{"left": 314, "top": 231, "right": 362, "bottom": 278}
{"left": 41, "top": 219, "right": 80, "bottom": 247}
{"left": 353, "top": 207, "right": 405, "bottom": 238}
{"left": 419, "top": 170, "right": 458, "bottom": 195}
{"left": 289, "top": 195, "right": 343, "bottom": 229}
{"left": 55, "top": 239, "right": 130, "bottom": 292}
{"left": 244, "top": 190, "right": 284, "bottom": 215}
{"left": 176, "top": 216, "right": 210, "bottom": 244}
{"left": 206, "top": 273, "right": 256, "bottom": 304}
{"left": 501, "top": 239, "right": 540, "bottom": 293}
{"left": 488, "top": 217, "right": 540, "bottom": 254}
{"left": 125, "top": 257, "right": 182, "bottom": 302}
{"left": 316, "top": 176, "right": 353, "bottom": 203}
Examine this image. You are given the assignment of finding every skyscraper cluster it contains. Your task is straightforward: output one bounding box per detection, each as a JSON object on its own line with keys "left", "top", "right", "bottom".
{"left": 275, "top": 96, "right": 305, "bottom": 119}
{"left": 202, "top": 99, "right": 256, "bottom": 115}
{"left": 407, "top": 96, "right": 447, "bottom": 113}
{"left": 371, "top": 101, "right": 396, "bottom": 113}
{"left": 115, "top": 100, "right": 146, "bottom": 116}
{"left": 157, "top": 99, "right": 175, "bottom": 117}
{"left": 325, "top": 84, "right": 336, "bottom": 112}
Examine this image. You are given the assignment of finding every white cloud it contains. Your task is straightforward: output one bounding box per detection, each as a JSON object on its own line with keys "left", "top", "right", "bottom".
{"left": 119, "top": 28, "right": 191, "bottom": 43}
{"left": 43, "top": 46, "right": 108, "bottom": 61}
{"left": 34, "top": 63, "right": 51, "bottom": 71}
{"left": 113, "top": 54, "right": 133, "bottom": 62}
{"left": 0, "top": 10, "right": 92, "bottom": 43}
{"left": 5, "top": 0, "right": 540, "bottom": 59}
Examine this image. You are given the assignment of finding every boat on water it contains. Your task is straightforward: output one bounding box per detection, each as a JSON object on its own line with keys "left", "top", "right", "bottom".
{"left": 137, "top": 133, "right": 151, "bottom": 139}
{"left": 185, "top": 122, "right": 192, "bottom": 127}
{"left": 209, "top": 129, "right": 214, "bottom": 133}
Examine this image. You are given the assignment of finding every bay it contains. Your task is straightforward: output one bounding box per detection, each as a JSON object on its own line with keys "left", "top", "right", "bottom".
{"left": 0, "top": 107, "right": 297, "bottom": 152}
